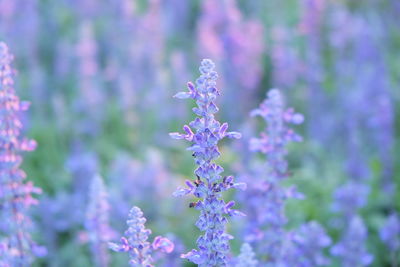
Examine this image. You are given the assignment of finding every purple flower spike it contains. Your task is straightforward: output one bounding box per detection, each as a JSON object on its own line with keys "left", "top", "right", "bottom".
{"left": 152, "top": 236, "right": 174, "bottom": 253}
{"left": 379, "top": 213, "right": 400, "bottom": 253}
{"left": 236, "top": 243, "right": 258, "bottom": 267}
{"left": 243, "top": 89, "right": 315, "bottom": 265}
{"left": 331, "top": 216, "right": 373, "bottom": 267}
{"left": 0, "top": 42, "right": 44, "bottom": 266}
{"left": 86, "top": 175, "right": 114, "bottom": 267}
{"left": 109, "top": 206, "right": 173, "bottom": 267}
{"left": 170, "top": 59, "right": 243, "bottom": 266}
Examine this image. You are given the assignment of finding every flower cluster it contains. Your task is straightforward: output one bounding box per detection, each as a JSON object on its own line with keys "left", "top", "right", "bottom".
{"left": 170, "top": 59, "right": 244, "bottom": 266}
{"left": 331, "top": 216, "right": 373, "bottom": 267}
{"left": 244, "top": 89, "right": 304, "bottom": 263}
{"left": 291, "top": 221, "right": 331, "bottom": 266}
{"left": 249, "top": 89, "right": 303, "bottom": 178}
{"left": 379, "top": 213, "right": 400, "bottom": 253}
{"left": 0, "top": 42, "right": 44, "bottom": 266}
{"left": 109, "top": 206, "right": 173, "bottom": 267}
{"left": 86, "top": 175, "right": 114, "bottom": 267}
{"left": 236, "top": 243, "right": 258, "bottom": 267}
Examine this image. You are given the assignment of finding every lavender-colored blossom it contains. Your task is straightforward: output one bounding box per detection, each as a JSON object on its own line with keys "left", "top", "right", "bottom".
{"left": 0, "top": 42, "right": 43, "bottom": 266}
{"left": 291, "top": 221, "right": 331, "bottom": 266}
{"left": 331, "top": 182, "right": 369, "bottom": 218}
{"left": 270, "top": 27, "right": 303, "bottom": 89}
{"left": 298, "top": 0, "right": 326, "bottom": 36}
{"left": 236, "top": 243, "right": 258, "bottom": 267}
{"left": 380, "top": 213, "right": 400, "bottom": 253}
{"left": 170, "top": 59, "right": 244, "bottom": 266}
{"left": 86, "top": 175, "right": 114, "bottom": 267}
{"left": 65, "top": 146, "right": 99, "bottom": 227}
{"left": 243, "top": 89, "right": 306, "bottom": 264}
{"left": 109, "top": 206, "right": 173, "bottom": 267}
{"left": 197, "top": 0, "right": 264, "bottom": 124}
{"left": 298, "top": 0, "right": 333, "bottom": 144}
{"left": 74, "top": 21, "right": 104, "bottom": 136}
{"left": 158, "top": 234, "right": 186, "bottom": 267}
{"left": 108, "top": 150, "right": 181, "bottom": 230}
{"left": 331, "top": 216, "right": 373, "bottom": 267}
{"left": 249, "top": 89, "right": 303, "bottom": 177}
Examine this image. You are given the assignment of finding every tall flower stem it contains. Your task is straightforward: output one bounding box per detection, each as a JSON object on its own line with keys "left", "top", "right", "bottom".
{"left": 170, "top": 59, "right": 244, "bottom": 266}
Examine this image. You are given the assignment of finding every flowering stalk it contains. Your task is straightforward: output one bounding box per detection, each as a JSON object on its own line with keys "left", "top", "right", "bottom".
{"left": 0, "top": 42, "right": 43, "bottom": 266}
{"left": 170, "top": 59, "right": 244, "bottom": 266}
{"left": 290, "top": 221, "right": 331, "bottom": 266}
{"left": 236, "top": 243, "right": 258, "bottom": 267}
{"left": 331, "top": 216, "right": 373, "bottom": 267}
{"left": 379, "top": 213, "right": 400, "bottom": 265}
{"left": 109, "top": 206, "right": 174, "bottom": 267}
{"left": 86, "top": 175, "right": 114, "bottom": 267}
{"left": 245, "top": 89, "right": 303, "bottom": 262}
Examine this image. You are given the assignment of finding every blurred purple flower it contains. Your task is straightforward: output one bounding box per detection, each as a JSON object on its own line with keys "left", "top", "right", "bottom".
{"left": 74, "top": 22, "right": 105, "bottom": 136}
{"left": 109, "top": 206, "right": 173, "bottom": 267}
{"left": 236, "top": 243, "right": 258, "bottom": 267}
{"left": 243, "top": 89, "right": 305, "bottom": 264}
{"left": 0, "top": 42, "right": 44, "bottom": 266}
{"left": 158, "top": 234, "right": 185, "bottom": 267}
{"left": 270, "top": 27, "right": 303, "bottom": 89}
{"left": 331, "top": 216, "right": 373, "bottom": 267}
{"left": 170, "top": 59, "right": 243, "bottom": 266}
{"left": 331, "top": 182, "right": 369, "bottom": 218}
{"left": 380, "top": 213, "right": 400, "bottom": 253}
{"left": 197, "top": 0, "right": 264, "bottom": 123}
{"left": 249, "top": 89, "right": 303, "bottom": 179}
{"left": 86, "top": 175, "right": 115, "bottom": 267}
{"left": 298, "top": 0, "right": 326, "bottom": 36}
{"left": 108, "top": 150, "right": 180, "bottom": 228}
{"left": 291, "top": 221, "right": 331, "bottom": 266}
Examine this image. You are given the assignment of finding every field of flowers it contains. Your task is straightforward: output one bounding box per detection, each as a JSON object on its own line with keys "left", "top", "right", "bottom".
{"left": 0, "top": 0, "right": 399, "bottom": 266}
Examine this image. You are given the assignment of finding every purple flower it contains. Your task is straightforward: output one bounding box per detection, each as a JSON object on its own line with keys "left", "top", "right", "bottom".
{"left": 0, "top": 42, "right": 44, "bottom": 266}
{"left": 197, "top": 0, "right": 265, "bottom": 123}
{"left": 331, "top": 216, "right": 373, "bottom": 267}
{"left": 291, "top": 221, "right": 332, "bottom": 266}
{"left": 170, "top": 59, "right": 243, "bottom": 266}
{"left": 74, "top": 22, "right": 105, "bottom": 136}
{"left": 109, "top": 206, "right": 173, "bottom": 267}
{"left": 379, "top": 213, "right": 400, "bottom": 252}
{"left": 86, "top": 175, "right": 115, "bottom": 267}
{"left": 249, "top": 89, "right": 303, "bottom": 179}
{"left": 243, "top": 89, "right": 307, "bottom": 264}
{"left": 331, "top": 182, "right": 369, "bottom": 218}
{"left": 236, "top": 243, "right": 258, "bottom": 267}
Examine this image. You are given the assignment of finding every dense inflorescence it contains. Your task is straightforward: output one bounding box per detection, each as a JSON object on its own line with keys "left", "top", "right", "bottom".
{"left": 86, "top": 175, "right": 114, "bottom": 267}
{"left": 0, "top": 42, "right": 44, "bottom": 266}
{"left": 109, "top": 206, "right": 173, "bottom": 267}
{"left": 379, "top": 213, "right": 400, "bottom": 257}
{"left": 170, "top": 59, "right": 244, "bottom": 266}
{"left": 331, "top": 216, "right": 373, "bottom": 267}
{"left": 236, "top": 243, "right": 258, "bottom": 267}
{"left": 244, "top": 89, "right": 304, "bottom": 264}
{"left": 291, "top": 221, "right": 331, "bottom": 266}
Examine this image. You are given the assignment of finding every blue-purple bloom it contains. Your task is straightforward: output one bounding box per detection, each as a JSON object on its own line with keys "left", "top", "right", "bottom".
{"left": 244, "top": 89, "right": 304, "bottom": 263}
{"left": 291, "top": 221, "right": 331, "bottom": 266}
{"left": 109, "top": 206, "right": 173, "bottom": 267}
{"left": 170, "top": 59, "right": 244, "bottom": 266}
{"left": 0, "top": 42, "right": 44, "bottom": 266}
{"left": 379, "top": 213, "right": 400, "bottom": 253}
{"left": 331, "top": 181, "right": 369, "bottom": 218}
{"left": 331, "top": 216, "right": 373, "bottom": 267}
{"left": 236, "top": 243, "right": 258, "bottom": 267}
{"left": 86, "top": 175, "right": 114, "bottom": 267}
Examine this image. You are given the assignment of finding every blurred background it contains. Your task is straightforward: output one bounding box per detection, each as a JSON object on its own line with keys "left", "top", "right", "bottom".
{"left": 0, "top": 0, "right": 399, "bottom": 266}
